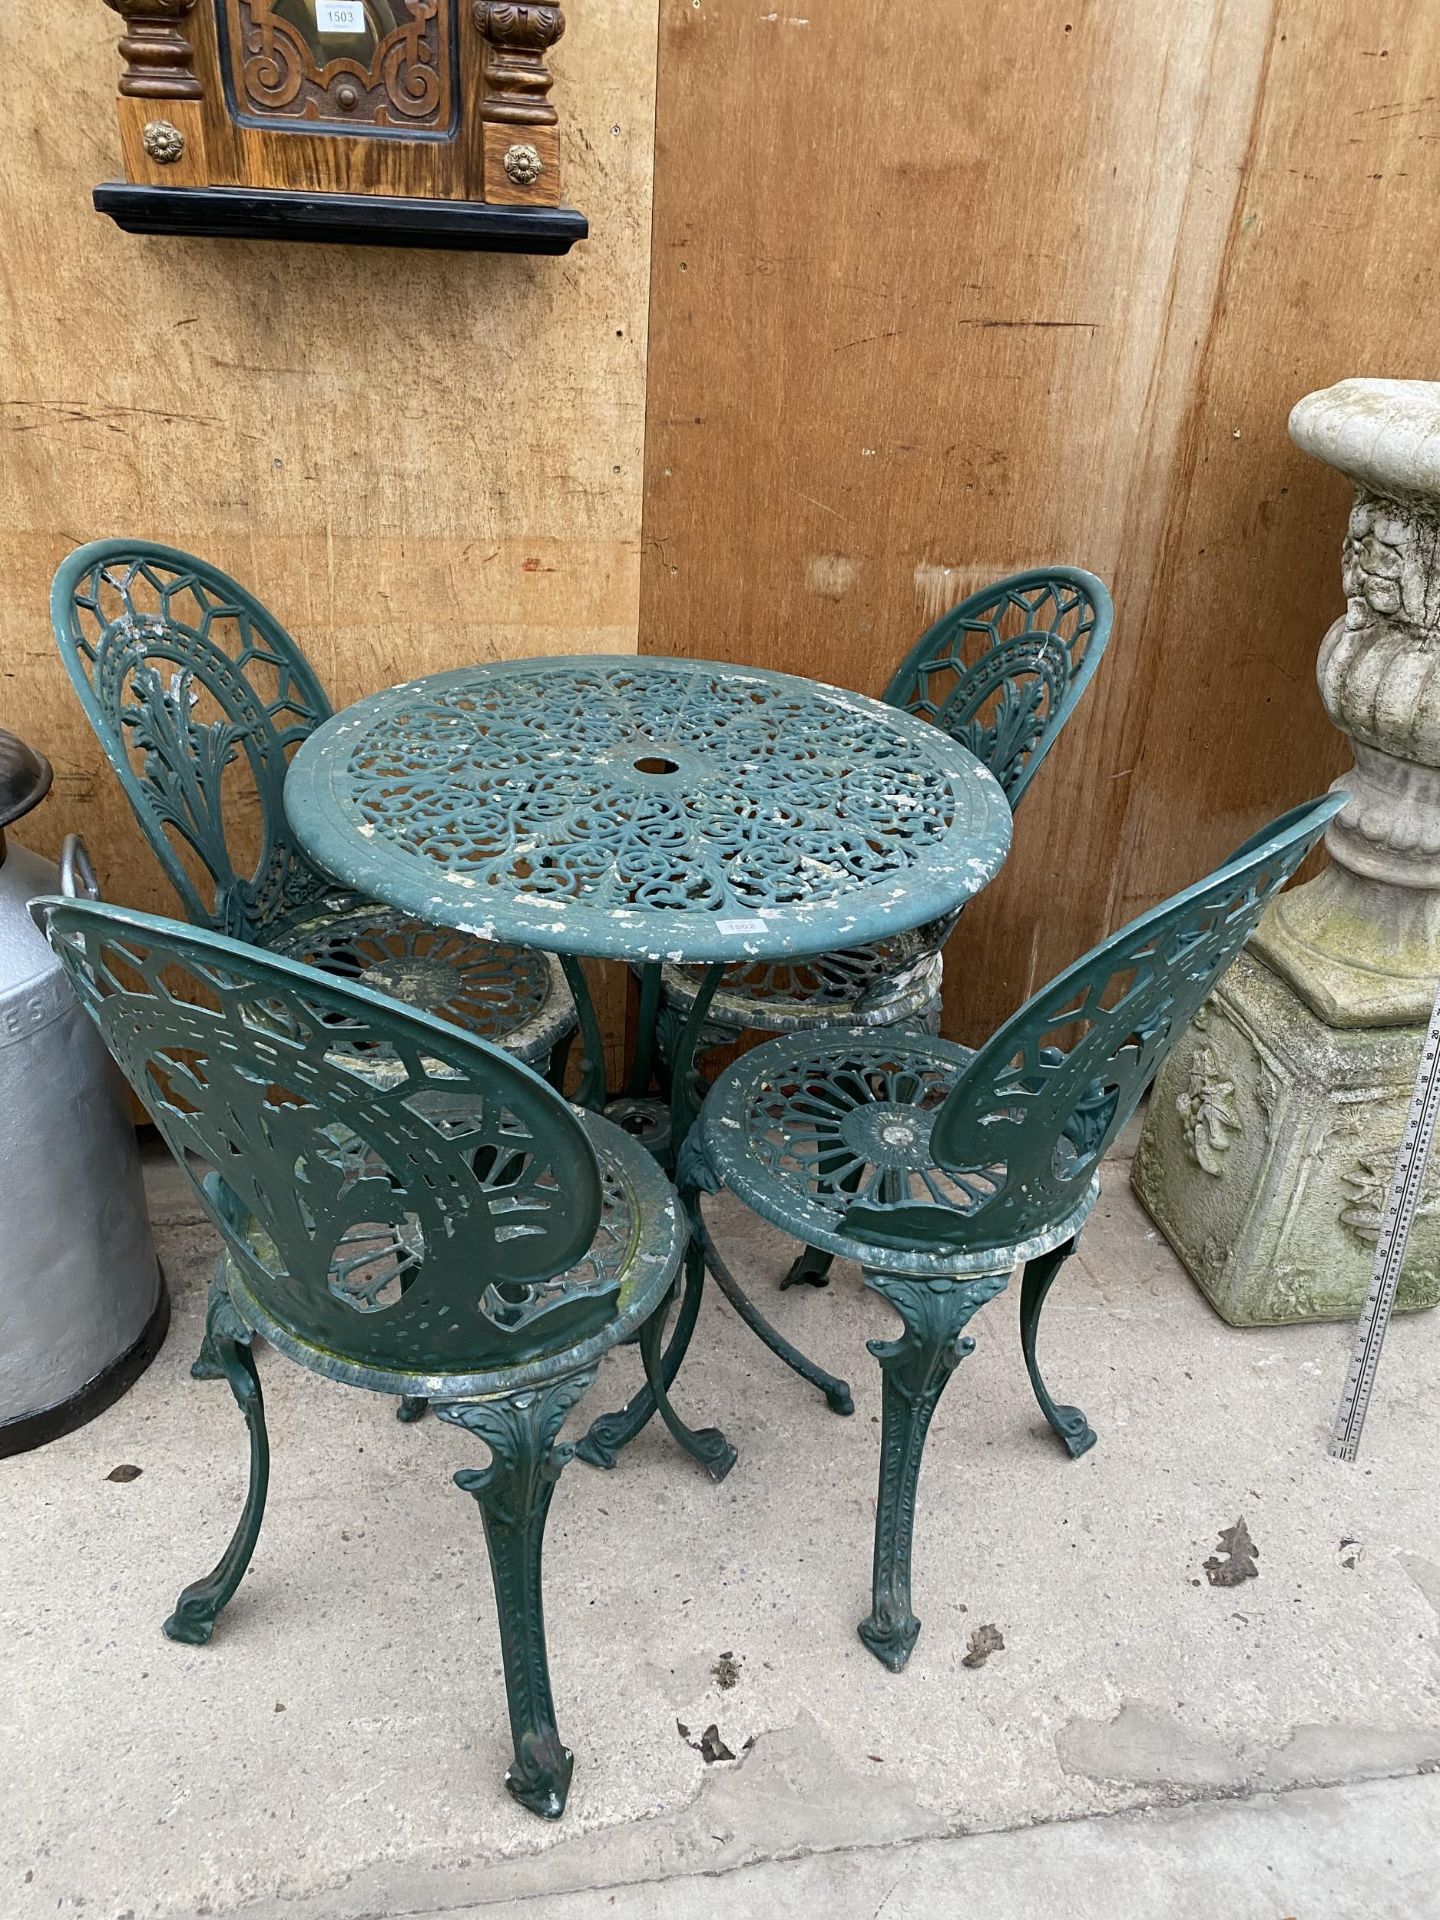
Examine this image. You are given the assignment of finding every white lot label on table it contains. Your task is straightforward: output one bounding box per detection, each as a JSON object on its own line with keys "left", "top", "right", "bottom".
{"left": 716, "top": 918, "right": 769, "bottom": 936}
{"left": 315, "top": 1, "right": 366, "bottom": 33}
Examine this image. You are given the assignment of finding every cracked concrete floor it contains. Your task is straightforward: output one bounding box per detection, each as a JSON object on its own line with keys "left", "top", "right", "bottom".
{"left": 4, "top": 1134, "right": 1439, "bottom": 1919}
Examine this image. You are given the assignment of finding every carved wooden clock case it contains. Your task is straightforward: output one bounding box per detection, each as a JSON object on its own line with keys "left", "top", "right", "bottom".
{"left": 95, "top": 2, "right": 585, "bottom": 252}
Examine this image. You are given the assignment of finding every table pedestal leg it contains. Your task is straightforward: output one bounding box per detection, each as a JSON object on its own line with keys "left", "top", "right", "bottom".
{"left": 667, "top": 963, "right": 723, "bottom": 1157}
{"left": 638, "top": 1278, "right": 737, "bottom": 1481}
{"left": 694, "top": 1193, "right": 855, "bottom": 1416}
{"left": 576, "top": 1238, "right": 707, "bottom": 1468}
{"left": 558, "top": 955, "right": 608, "bottom": 1112}
{"left": 627, "top": 962, "right": 663, "bottom": 1097}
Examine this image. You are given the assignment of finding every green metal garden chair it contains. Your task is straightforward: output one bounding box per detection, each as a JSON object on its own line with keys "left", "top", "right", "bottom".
{"left": 650, "top": 566, "right": 1113, "bottom": 1064}
{"left": 53, "top": 540, "right": 579, "bottom": 1400}
{"left": 678, "top": 793, "right": 1342, "bottom": 1670}
{"left": 37, "top": 896, "right": 733, "bottom": 1820}
{"left": 51, "top": 540, "right": 576, "bottom": 1076}
{"left": 646, "top": 567, "right": 1112, "bottom": 1295}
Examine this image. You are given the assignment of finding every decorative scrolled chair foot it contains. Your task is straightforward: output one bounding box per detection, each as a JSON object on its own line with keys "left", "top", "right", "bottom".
{"left": 662, "top": 1422, "right": 735, "bottom": 1483}
{"left": 164, "top": 1293, "right": 269, "bottom": 1645}
{"left": 573, "top": 1422, "right": 622, "bottom": 1471}
{"left": 576, "top": 1243, "right": 708, "bottom": 1470}
{"left": 163, "top": 1601, "right": 218, "bottom": 1646}
{"left": 825, "top": 1381, "right": 855, "bottom": 1417}
{"left": 506, "top": 1732, "right": 574, "bottom": 1820}
{"left": 190, "top": 1337, "right": 226, "bottom": 1381}
{"left": 396, "top": 1396, "right": 429, "bottom": 1423}
{"left": 1050, "top": 1404, "right": 1097, "bottom": 1460}
{"left": 857, "top": 1606, "right": 920, "bottom": 1672}
{"left": 859, "top": 1268, "right": 1008, "bottom": 1670}
{"left": 779, "top": 1244, "right": 835, "bottom": 1291}
{"left": 438, "top": 1368, "right": 598, "bottom": 1822}
{"left": 1019, "top": 1239, "right": 1097, "bottom": 1459}
{"left": 694, "top": 1433, "right": 738, "bottom": 1482}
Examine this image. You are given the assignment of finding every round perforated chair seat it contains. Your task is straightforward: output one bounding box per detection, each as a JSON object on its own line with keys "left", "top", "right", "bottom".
{"left": 660, "top": 945, "right": 943, "bottom": 1037}
{"left": 698, "top": 1027, "right": 1097, "bottom": 1276}
{"left": 270, "top": 893, "right": 575, "bottom": 1066}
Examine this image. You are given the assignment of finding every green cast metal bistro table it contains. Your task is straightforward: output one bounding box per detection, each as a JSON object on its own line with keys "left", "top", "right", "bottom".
{"left": 285, "top": 655, "right": 1013, "bottom": 1447}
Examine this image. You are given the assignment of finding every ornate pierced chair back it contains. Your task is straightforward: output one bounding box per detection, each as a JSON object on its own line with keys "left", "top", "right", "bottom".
{"left": 51, "top": 540, "right": 335, "bottom": 943}
{"left": 848, "top": 795, "right": 1344, "bottom": 1255}
{"left": 38, "top": 899, "right": 612, "bottom": 1376}
{"left": 884, "top": 568, "right": 1114, "bottom": 810}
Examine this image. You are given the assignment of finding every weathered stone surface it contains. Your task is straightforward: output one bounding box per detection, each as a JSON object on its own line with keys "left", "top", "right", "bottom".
{"left": 1133, "top": 951, "right": 1440, "bottom": 1324}
{"left": 1252, "top": 379, "right": 1440, "bottom": 1027}
{"left": 1139, "top": 378, "right": 1440, "bottom": 1322}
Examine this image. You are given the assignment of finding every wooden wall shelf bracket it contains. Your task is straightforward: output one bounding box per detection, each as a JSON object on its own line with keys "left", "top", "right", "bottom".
{"left": 93, "top": 181, "right": 587, "bottom": 252}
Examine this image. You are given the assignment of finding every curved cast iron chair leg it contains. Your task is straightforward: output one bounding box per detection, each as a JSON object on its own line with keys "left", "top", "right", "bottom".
{"left": 190, "top": 1261, "right": 229, "bottom": 1380}
{"left": 1019, "top": 1237, "right": 1096, "bottom": 1459}
{"left": 858, "top": 1269, "right": 1008, "bottom": 1671}
{"left": 696, "top": 1198, "right": 855, "bottom": 1417}
{"left": 165, "top": 1292, "right": 270, "bottom": 1645}
{"left": 396, "top": 1396, "right": 430, "bottom": 1423}
{"left": 576, "top": 1239, "right": 707, "bottom": 1469}
{"left": 437, "top": 1368, "right": 598, "bottom": 1821}
{"left": 780, "top": 1244, "right": 837, "bottom": 1291}
{"left": 638, "top": 1286, "right": 737, "bottom": 1482}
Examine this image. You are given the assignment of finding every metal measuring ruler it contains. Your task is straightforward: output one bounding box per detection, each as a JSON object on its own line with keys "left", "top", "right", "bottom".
{"left": 1329, "top": 973, "right": 1440, "bottom": 1462}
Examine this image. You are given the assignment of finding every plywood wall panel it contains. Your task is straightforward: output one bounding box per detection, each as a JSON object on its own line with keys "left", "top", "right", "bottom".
{"left": 1116, "top": 0, "right": 1440, "bottom": 916}
{"left": 0, "top": 1, "right": 658, "bottom": 1072}
{"left": 0, "top": 1, "right": 657, "bottom": 888}
{"left": 638, "top": 0, "right": 1417, "bottom": 1042}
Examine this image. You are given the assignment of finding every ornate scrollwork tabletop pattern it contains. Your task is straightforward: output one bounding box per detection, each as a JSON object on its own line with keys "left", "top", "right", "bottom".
{"left": 285, "top": 656, "right": 1012, "bottom": 966}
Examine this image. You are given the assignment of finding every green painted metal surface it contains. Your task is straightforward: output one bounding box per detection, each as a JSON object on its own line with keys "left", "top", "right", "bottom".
{"left": 882, "top": 567, "right": 1113, "bottom": 808}
{"left": 162, "top": 1287, "right": 268, "bottom": 1647}
{"left": 282, "top": 656, "right": 1012, "bottom": 966}
{"left": 50, "top": 540, "right": 574, "bottom": 1068}
{"left": 657, "top": 567, "right": 1113, "bottom": 1047}
{"left": 690, "top": 793, "right": 1344, "bottom": 1667}
{"left": 858, "top": 1269, "right": 1009, "bottom": 1669}
{"left": 37, "top": 896, "right": 702, "bottom": 1818}
{"left": 439, "top": 1373, "right": 597, "bottom": 1820}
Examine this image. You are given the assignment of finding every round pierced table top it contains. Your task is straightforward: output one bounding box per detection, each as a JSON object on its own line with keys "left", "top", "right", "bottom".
{"left": 285, "top": 656, "right": 1012, "bottom": 965}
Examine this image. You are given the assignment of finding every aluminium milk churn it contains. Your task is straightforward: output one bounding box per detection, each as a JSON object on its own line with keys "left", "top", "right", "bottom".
{"left": 0, "top": 729, "right": 165, "bottom": 1454}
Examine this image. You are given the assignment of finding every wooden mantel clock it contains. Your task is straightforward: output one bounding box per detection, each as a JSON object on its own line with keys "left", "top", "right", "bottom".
{"left": 93, "top": 1, "right": 585, "bottom": 252}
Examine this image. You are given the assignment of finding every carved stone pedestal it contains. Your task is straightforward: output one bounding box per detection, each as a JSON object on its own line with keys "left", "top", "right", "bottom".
{"left": 1133, "top": 954, "right": 1440, "bottom": 1324}
{"left": 1134, "top": 378, "right": 1440, "bottom": 1324}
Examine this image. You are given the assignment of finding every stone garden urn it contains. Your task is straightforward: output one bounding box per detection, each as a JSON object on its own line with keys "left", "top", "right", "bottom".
{"left": 1133, "top": 378, "right": 1440, "bottom": 1324}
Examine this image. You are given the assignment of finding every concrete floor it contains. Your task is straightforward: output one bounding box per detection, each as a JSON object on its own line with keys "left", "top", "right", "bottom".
{"left": 4, "top": 1131, "right": 1440, "bottom": 1920}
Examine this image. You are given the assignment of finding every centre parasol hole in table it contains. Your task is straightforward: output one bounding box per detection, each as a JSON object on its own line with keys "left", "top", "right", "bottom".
{"left": 633, "top": 753, "right": 681, "bottom": 776}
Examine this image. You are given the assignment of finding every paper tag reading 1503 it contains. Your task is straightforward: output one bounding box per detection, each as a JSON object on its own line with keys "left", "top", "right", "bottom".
{"left": 316, "top": 0, "right": 366, "bottom": 33}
